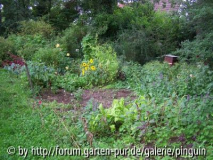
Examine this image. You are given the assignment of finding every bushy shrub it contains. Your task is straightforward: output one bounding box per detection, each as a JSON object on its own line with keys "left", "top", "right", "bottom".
{"left": 32, "top": 45, "right": 72, "bottom": 73}
{"left": 113, "top": 11, "right": 180, "bottom": 64}
{"left": 59, "top": 24, "right": 87, "bottom": 58}
{"left": 174, "top": 31, "right": 213, "bottom": 67}
{"left": 114, "top": 29, "right": 156, "bottom": 64}
{"left": 120, "top": 61, "right": 144, "bottom": 88}
{"left": 139, "top": 61, "right": 213, "bottom": 99}
{"left": 119, "top": 61, "right": 213, "bottom": 100}
{"left": 0, "top": 37, "right": 15, "bottom": 65}
{"left": 54, "top": 73, "right": 87, "bottom": 92}
{"left": 81, "top": 35, "right": 119, "bottom": 85}
{"left": 8, "top": 34, "right": 48, "bottom": 60}
{"left": 89, "top": 2, "right": 181, "bottom": 64}
{"left": 18, "top": 20, "right": 54, "bottom": 38}
{"left": 26, "top": 61, "right": 56, "bottom": 88}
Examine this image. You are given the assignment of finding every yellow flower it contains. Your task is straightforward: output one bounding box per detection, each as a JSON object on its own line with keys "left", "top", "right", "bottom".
{"left": 56, "top": 43, "right": 60, "bottom": 48}
{"left": 82, "top": 69, "right": 85, "bottom": 76}
{"left": 85, "top": 67, "right": 88, "bottom": 71}
{"left": 67, "top": 53, "right": 70, "bottom": 56}
{"left": 91, "top": 66, "right": 96, "bottom": 71}
{"left": 82, "top": 62, "right": 87, "bottom": 67}
{"left": 89, "top": 59, "right": 94, "bottom": 63}
{"left": 65, "top": 66, "right": 69, "bottom": 70}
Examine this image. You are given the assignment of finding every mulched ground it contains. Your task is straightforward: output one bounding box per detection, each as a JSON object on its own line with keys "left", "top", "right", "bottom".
{"left": 38, "top": 88, "right": 136, "bottom": 108}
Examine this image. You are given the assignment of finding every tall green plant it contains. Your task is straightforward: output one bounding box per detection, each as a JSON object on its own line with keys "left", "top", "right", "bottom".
{"left": 81, "top": 35, "right": 119, "bottom": 84}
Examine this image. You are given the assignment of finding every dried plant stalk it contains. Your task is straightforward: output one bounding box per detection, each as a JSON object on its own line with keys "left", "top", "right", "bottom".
{"left": 81, "top": 117, "right": 93, "bottom": 147}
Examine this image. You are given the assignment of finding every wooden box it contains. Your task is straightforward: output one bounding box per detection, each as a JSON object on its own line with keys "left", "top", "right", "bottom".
{"left": 164, "top": 55, "right": 178, "bottom": 65}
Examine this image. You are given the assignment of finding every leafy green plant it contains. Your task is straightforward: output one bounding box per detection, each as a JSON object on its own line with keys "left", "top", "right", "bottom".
{"left": 0, "top": 37, "right": 15, "bottom": 64}
{"left": 3, "top": 63, "right": 25, "bottom": 75}
{"left": 80, "top": 58, "right": 102, "bottom": 86}
{"left": 81, "top": 35, "right": 119, "bottom": 85}
{"left": 59, "top": 24, "right": 87, "bottom": 58}
{"left": 18, "top": 20, "right": 54, "bottom": 38}
{"left": 55, "top": 73, "right": 87, "bottom": 92}
{"left": 7, "top": 34, "right": 48, "bottom": 60}
{"left": 84, "top": 98, "right": 138, "bottom": 136}
{"left": 174, "top": 31, "right": 213, "bottom": 67}
{"left": 133, "top": 61, "right": 213, "bottom": 99}
{"left": 32, "top": 44, "right": 72, "bottom": 73}
{"left": 73, "top": 88, "right": 83, "bottom": 101}
{"left": 26, "top": 61, "right": 56, "bottom": 88}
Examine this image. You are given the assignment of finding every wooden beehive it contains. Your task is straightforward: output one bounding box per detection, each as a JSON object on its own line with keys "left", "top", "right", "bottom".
{"left": 164, "top": 55, "right": 178, "bottom": 65}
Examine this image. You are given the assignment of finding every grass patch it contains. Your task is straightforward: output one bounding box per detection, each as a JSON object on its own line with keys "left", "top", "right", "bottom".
{"left": 0, "top": 70, "right": 81, "bottom": 160}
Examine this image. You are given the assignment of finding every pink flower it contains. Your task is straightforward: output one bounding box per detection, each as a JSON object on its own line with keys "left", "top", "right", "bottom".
{"left": 38, "top": 100, "right": 42, "bottom": 105}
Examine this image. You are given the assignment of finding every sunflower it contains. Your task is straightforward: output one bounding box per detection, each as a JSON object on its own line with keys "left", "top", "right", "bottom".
{"left": 89, "top": 59, "right": 94, "bottom": 63}
{"left": 82, "top": 62, "right": 87, "bottom": 67}
{"left": 91, "top": 66, "right": 96, "bottom": 71}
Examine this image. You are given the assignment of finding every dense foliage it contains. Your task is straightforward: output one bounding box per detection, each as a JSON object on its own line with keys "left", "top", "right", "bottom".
{"left": 174, "top": 0, "right": 213, "bottom": 66}
{"left": 0, "top": 0, "right": 213, "bottom": 159}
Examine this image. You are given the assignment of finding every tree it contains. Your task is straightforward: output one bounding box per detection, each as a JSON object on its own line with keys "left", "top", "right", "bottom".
{"left": 0, "top": 0, "right": 32, "bottom": 35}
{"left": 32, "top": 0, "right": 53, "bottom": 17}
{"left": 0, "top": 2, "right": 2, "bottom": 28}
{"left": 42, "top": 0, "right": 79, "bottom": 31}
{"left": 174, "top": 0, "right": 213, "bottom": 66}
{"left": 81, "top": 0, "right": 117, "bottom": 15}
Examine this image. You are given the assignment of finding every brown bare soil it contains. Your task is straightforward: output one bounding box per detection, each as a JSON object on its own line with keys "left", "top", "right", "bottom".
{"left": 38, "top": 88, "right": 136, "bottom": 108}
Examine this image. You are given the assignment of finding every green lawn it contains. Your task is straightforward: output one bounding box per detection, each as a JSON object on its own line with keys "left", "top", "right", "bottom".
{"left": 0, "top": 70, "right": 83, "bottom": 160}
